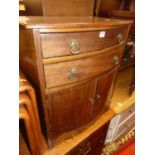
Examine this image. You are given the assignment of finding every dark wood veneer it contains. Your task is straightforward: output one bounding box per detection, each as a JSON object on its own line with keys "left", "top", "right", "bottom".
{"left": 19, "top": 16, "right": 131, "bottom": 148}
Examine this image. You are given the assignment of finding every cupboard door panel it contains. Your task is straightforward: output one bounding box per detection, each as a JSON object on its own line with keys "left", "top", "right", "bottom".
{"left": 93, "top": 68, "right": 118, "bottom": 118}
{"left": 47, "top": 80, "right": 96, "bottom": 135}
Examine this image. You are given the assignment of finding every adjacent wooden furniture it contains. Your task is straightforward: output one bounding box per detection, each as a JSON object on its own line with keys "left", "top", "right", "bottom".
{"left": 19, "top": 0, "right": 26, "bottom": 16}
{"left": 67, "top": 121, "right": 110, "bottom": 155}
{"left": 95, "top": 0, "right": 135, "bottom": 17}
{"left": 105, "top": 66, "right": 135, "bottom": 144}
{"left": 23, "top": 0, "right": 95, "bottom": 16}
{"left": 19, "top": 16, "right": 131, "bottom": 148}
{"left": 19, "top": 103, "right": 39, "bottom": 155}
{"left": 19, "top": 72, "right": 44, "bottom": 155}
{"left": 19, "top": 128, "right": 30, "bottom": 155}
{"left": 95, "top": 0, "right": 135, "bottom": 97}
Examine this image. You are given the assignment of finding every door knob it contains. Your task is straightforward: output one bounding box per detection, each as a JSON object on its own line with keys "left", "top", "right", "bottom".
{"left": 117, "top": 34, "right": 124, "bottom": 44}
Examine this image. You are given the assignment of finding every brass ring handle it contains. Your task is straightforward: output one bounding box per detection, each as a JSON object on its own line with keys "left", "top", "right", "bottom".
{"left": 68, "top": 67, "right": 78, "bottom": 81}
{"left": 79, "top": 143, "right": 91, "bottom": 155}
{"left": 113, "top": 55, "right": 119, "bottom": 65}
{"left": 70, "top": 40, "right": 80, "bottom": 54}
{"left": 117, "top": 34, "right": 124, "bottom": 44}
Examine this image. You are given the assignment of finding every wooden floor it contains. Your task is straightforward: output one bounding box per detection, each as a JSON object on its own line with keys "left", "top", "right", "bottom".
{"left": 19, "top": 67, "right": 135, "bottom": 155}
{"left": 111, "top": 67, "right": 135, "bottom": 114}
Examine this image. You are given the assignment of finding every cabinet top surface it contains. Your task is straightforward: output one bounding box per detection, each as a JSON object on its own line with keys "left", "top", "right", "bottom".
{"left": 19, "top": 16, "right": 132, "bottom": 29}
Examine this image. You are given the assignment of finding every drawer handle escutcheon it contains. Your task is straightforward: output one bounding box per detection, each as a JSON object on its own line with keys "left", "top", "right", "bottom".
{"left": 69, "top": 67, "right": 78, "bottom": 81}
{"left": 79, "top": 142, "right": 91, "bottom": 155}
{"left": 113, "top": 55, "right": 119, "bottom": 65}
{"left": 117, "top": 34, "right": 124, "bottom": 44}
{"left": 70, "top": 40, "right": 80, "bottom": 54}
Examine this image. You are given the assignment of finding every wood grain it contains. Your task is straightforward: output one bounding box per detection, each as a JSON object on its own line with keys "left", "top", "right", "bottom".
{"left": 19, "top": 16, "right": 132, "bottom": 30}
{"left": 92, "top": 68, "right": 118, "bottom": 118}
{"left": 67, "top": 122, "right": 109, "bottom": 155}
{"left": 44, "top": 67, "right": 118, "bottom": 147}
{"left": 19, "top": 16, "right": 131, "bottom": 147}
{"left": 110, "top": 67, "right": 135, "bottom": 114}
{"left": 19, "top": 27, "right": 40, "bottom": 85}
{"left": 24, "top": 0, "right": 43, "bottom": 15}
{"left": 42, "top": 44, "right": 123, "bottom": 64}
{"left": 47, "top": 80, "right": 96, "bottom": 136}
{"left": 43, "top": 47, "right": 123, "bottom": 88}
{"left": 40, "top": 27, "right": 127, "bottom": 58}
{"left": 49, "top": 109, "right": 115, "bottom": 155}
{"left": 42, "top": 0, "right": 95, "bottom": 16}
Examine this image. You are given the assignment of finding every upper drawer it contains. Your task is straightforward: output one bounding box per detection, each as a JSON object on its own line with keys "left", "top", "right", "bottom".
{"left": 40, "top": 27, "right": 128, "bottom": 58}
{"left": 43, "top": 46, "right": 123, "bottom": 88}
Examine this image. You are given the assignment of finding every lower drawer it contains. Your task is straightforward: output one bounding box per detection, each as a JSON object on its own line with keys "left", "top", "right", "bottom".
{"left": 44, "top": 46, "right": 123, "bottom": 88}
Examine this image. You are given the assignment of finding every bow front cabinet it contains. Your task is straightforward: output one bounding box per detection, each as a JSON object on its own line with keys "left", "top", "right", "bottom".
{"left": 19, "top": 16, "right": 131, "bottom": 147}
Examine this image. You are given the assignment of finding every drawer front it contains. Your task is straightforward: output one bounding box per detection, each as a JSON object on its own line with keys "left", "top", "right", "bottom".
{"left": 44, "top": 47, "right": 123, "bottom": 88}
{"left": 40, "top": 27, "right": 128, "bottom": 58}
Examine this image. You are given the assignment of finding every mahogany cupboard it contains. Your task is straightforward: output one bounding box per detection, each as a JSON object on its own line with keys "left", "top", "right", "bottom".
{"left": 19, "top": 16, "right": 132, "bottom": 147}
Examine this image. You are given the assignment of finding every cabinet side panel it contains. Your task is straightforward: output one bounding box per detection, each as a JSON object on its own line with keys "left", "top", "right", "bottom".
{"left": 19, "top": 26, "right": 40, "bottom": 85}
{"left": 19, "top": 27, "right": 49, "bottom": 144}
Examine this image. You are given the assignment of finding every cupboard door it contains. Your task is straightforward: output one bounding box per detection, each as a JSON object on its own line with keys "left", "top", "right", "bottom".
{"left": 47, "top": 80, "right": 96, "bottom": 135}
{"left": 92, "top": 68, "right": 118, "bottom": 118}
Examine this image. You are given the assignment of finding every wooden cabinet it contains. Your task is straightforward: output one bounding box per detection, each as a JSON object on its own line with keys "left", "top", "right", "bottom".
{"left": 19, "top": 16, "right": 131, "bottom": 148}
